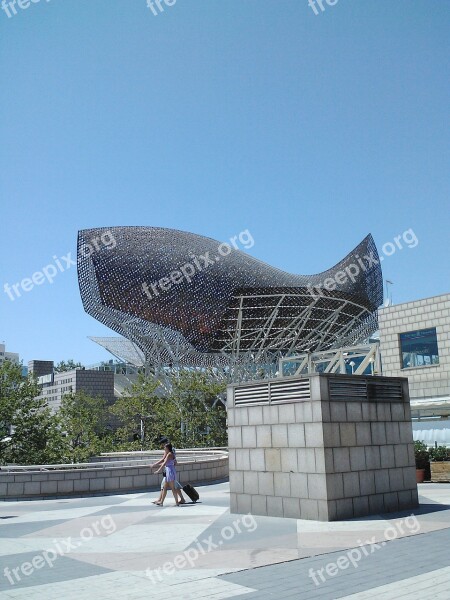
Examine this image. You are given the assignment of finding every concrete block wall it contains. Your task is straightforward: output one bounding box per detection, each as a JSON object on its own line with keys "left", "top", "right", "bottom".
{"left": 378, "top": 293, "right": 450, "bottom": 401}
{"left": 0, "top": 455, "right": 228, "bottom": 500}
{"left": 228, "top": 374, "right": 418, "bottom": 521}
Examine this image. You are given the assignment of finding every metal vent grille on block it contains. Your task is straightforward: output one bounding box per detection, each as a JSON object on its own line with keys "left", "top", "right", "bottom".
{"left": 234, "top": 379, "right": 311, "bottom": 406}
{"left": 329, "top": 378, "right": 404, "bottom": 403}
{"left": 367, "top": 381, "right": 403, "bottom": 402}
{"left": 329, "top": 378, "right": 368, "bottom": 401}
{"left": 234, "top": 384, "right": 269, "bottom": 406}
{"left": 270, "top": 379, "right": 310, "bottom": 404}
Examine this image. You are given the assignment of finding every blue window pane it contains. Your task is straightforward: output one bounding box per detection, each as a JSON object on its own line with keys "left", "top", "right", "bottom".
{"left": 399, "top": 328, "right": 439, "bottom": 369}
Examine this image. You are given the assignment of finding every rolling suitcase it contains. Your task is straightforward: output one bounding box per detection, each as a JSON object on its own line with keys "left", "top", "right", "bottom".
{"left": 183, "top": 484, "right": 199, "bottom": 503}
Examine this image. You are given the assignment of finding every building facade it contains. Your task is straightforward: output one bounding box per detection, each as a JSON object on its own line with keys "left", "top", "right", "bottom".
{"left": 378, "top": 293, "right": 450, "bottom": 443}
{"left": 29, "top": 361, "right": 115, "bottom": 412}
{"left": 0, "top": 343, "right": 19, "bottom": 366}
{"left": 28, "top": 360, "right": 54, "bottom": 378}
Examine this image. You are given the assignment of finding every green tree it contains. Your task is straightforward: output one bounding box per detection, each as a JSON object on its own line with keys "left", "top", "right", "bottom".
{"left": 111, "top": 374, "right": 167, "bottom": 449}
{"left": 59, "top": 391, "right": 111, "bottom": 462}
{"left": 0, "top": 361, "right": 65, "bottom": 465}
{"left": 54, "top": 359, "right": 84, "bottom": 373}
{"left": 7, "top": 399, "right": 65, "bottom": 465}
{"left": 169, "top": 370, "right": 227, "bottom": 448}
{"left": 0, "top": 360, "right": 24, "bottom": 439}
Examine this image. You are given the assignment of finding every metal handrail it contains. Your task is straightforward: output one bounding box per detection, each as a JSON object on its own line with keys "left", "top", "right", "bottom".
{"left": 1, "top": 451, "right": 228, "bottom": 473}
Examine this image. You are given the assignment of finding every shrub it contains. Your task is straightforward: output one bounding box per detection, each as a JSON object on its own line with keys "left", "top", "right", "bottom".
{"left": 428, "top": 445, "right": 450, "bottom": 462}
{"left": 414, "top": 440, "right": 430, "bottom": 469}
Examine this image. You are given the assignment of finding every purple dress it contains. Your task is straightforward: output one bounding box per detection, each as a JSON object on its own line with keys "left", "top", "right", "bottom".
{"left": 165, "top": 456, "right": 176, "bottom": 482}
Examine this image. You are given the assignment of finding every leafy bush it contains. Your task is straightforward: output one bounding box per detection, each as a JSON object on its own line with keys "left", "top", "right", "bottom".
{"left": 428, "top": 445, "right": 450, "bottom": 462}
{"left": 414, "top": 440, "right": 430, "bottom": 469}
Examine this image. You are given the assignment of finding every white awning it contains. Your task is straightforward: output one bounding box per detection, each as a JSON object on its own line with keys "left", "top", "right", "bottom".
{"left": 410, "top": 396, "right": 450, "bottom": 411}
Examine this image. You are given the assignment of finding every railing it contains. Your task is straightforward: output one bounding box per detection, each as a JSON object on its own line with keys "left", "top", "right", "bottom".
{"left": 1, "top": 450, "right": 228, "bottom": 473}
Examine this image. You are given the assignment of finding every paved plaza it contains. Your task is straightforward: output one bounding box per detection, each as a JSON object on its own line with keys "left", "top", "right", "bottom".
{"left": 0, "top": 482, "right": 449, "bottom": 599}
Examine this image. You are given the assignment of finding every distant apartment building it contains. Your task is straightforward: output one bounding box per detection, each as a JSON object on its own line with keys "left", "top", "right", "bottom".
{"left": 28, "top": 360, "right": 54, "bottom": 378}
{"left": 29, "top": 360, "right": 115, "bottom": 412}
{"left": 0, "top": 343, "right": 19, "bottom": 366}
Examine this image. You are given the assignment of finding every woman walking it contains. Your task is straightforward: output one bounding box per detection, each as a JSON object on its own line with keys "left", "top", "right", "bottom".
{"left": 151, "top": 437, "right": 186, "bottom": 504}
{"left": 153, "top": 443, "right": 179, "bottom": 506}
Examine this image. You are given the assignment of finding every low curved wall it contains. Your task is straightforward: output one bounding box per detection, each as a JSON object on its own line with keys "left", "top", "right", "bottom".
{"left": 0, "top": 450, "right": 228, "bottom": 500}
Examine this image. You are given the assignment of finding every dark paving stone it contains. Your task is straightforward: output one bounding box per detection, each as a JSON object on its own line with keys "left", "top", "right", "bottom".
{"left": 220, "top": 527, "right": 450, "bottom": 600}
{"left": 92, "top": 505, "right": 156, "bottom": 515}
{"left": 184, "top": 512, "right": 298, "bottom": 552}
{"left": 25, "top": 495, "right": 136, "bottom": 509}
{"left": 0, "top": 520, "right": 67, "bottom": 538}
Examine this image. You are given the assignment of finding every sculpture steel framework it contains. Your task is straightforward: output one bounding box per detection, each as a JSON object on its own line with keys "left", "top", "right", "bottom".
{"left": 78, "top": 227, "right": 383, "bottom": 382}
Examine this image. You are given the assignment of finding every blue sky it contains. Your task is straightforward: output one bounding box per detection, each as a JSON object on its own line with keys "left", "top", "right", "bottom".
{"left": 0, "top": 0, "right": 448, "bottom": 366}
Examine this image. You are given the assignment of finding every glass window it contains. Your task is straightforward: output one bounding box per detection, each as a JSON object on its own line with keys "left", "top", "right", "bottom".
{"left": 399, "top": 328, "right": 439, "bottom": 369}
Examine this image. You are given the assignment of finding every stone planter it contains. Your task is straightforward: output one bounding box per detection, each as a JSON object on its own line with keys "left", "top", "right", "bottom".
{"left": 430, "top": 461, "right": 450, "bottom": 483}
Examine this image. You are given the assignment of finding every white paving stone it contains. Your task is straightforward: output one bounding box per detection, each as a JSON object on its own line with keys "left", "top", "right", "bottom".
{"left": 0, "top": 571, "right": 256, "bottom": 600}
{"left": 2, "top": 505, "right": 109, "bottom": 524}
{"left": 296, "top": 518, "right": 391, "bottom": 533}
{"left": 71, "top": 522, "right": 215, "bottom": 553}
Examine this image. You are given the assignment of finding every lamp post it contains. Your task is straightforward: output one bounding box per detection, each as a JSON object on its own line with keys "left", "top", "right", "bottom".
{"left": 138, "top": 414, "right": 152, "bottom": 449}
{"left": 384, "top": 280, "right": 394, "bottom": 306}
{"left": 349, "top": 361, "right": 355, "bottom": 374}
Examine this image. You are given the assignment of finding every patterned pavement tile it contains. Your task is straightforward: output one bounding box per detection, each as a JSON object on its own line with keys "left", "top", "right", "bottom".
{"left": 0, "top": 482, "right": 448, "bottom": 599}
